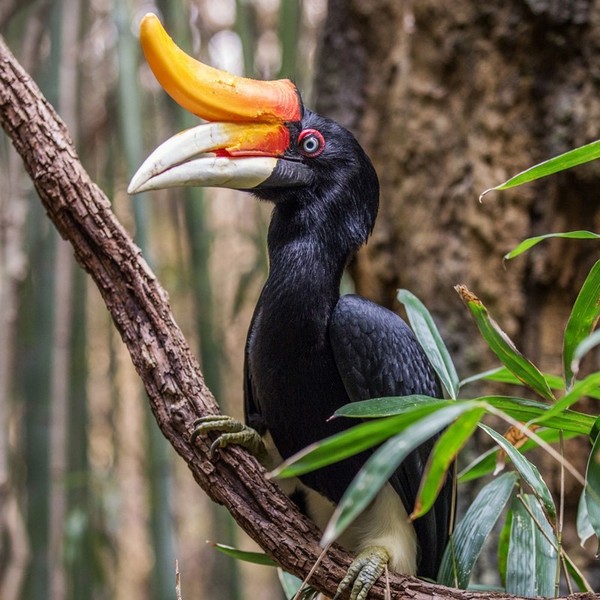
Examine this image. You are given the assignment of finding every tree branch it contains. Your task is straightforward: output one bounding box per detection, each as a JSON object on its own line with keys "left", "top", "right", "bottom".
{"left": 0, "top": 36, "right": 594, "bottom": 600}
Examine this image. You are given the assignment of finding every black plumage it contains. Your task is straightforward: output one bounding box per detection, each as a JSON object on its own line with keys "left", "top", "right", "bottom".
{"left": 130, "top": 16, "right": 453, "bottom": 594}
{"left": 244, "top": 109, "right": 451, "bottom": 579}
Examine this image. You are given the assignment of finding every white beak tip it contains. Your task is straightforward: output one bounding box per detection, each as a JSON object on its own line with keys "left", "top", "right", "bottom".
{"left": 127, "top": 172, "right": 150, "bottom": 195}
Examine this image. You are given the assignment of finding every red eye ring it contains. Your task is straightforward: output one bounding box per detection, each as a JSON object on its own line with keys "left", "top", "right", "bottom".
{"left": 298, "top": 129, "right": 325, "bottom": 157}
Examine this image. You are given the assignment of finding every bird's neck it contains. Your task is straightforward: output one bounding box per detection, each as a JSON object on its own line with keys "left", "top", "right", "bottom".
{"left": 262, "top": 210, "right": 349, "bottom": 317}
{"left": 266, "top": 238, "right": 343, "bottom": 308}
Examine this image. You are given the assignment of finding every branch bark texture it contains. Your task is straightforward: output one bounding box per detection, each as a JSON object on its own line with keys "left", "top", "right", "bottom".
{"left": 0, "top": 36, "right": 595, "bottom": 600}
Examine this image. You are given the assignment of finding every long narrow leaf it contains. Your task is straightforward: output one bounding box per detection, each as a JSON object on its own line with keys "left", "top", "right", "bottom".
{"left": 456, "top": 286, "right": 555, "bottom": 402}
{"left": 506, "top": 495, "right": 557, "bottom": 598}
{"left": 480, "top": 139, "right": 600, "bottom": 198}
{"left": 577, "top": 490, "right": 595, "bottom": 548}
{"left": 564, "top": 260, "right": 600, "bottom": 387}
{"left": 277, "top": 570, "right": 318, "bottom": 600}
{"left": 563, "top": 553, "right": 594, "bottom": 593}
{"left": 506, "top": 498, "right": 536, "bottom": 597}
{"left": 584, "top": 430, "right": 600, "bottom": 553}
{"left": 412, "top": 408, "right": 484, "bottom": 519}
{"left": 572, "top": 329, "right": 600, "bottom": 381}
{"left": 209, "top": 542, "right": 277, "bottom": 566}
{"left": 498, "top": 508, "right": 513, "bottom": 587}
{"left": 338, "top": 393, "right": 594, "bottom": 435}
{"left": 483, "top": 396, "right": 594, "bottom": 434}
{"left": 461, "top": 366, "right": 565, "bottom": 391}
{"left": 533, "top": 372, "right": 600, "bottom": 428}
{"left": 335, "top": 395, "right": 448, "bottom": 418}
{"left": 480, "top": 424, "right": 556, "bottom": 524}
{"left": 437, "top": 472, "right": 518, "bottom": 587}
{"left": 397, "top": 289, "right": 460, "bottom": 399}
{"left": 504, "top": 231, "right": 600, "bottom": 261}
{"left": 320, "top": 403, "right": 479, "bottom": 546}
{"left": 459, "top": 429, "right": 579, "bottom": 483}
{"left": 527, "top": 497, "right": 558, "bottom": 598}
{"left": 271, "top": 400, "right": 454, "bottom": 479}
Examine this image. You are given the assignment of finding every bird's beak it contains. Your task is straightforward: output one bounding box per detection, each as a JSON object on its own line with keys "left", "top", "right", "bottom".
{"left": 128, "top": 13, "right": 308, "bottom": 195}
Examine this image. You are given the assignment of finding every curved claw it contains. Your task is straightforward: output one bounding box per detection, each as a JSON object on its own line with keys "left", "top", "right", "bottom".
{"left": 190, "top": 415, "right": 266, "bottom": 459}
{"left": 334, "top": 546, "right": 390, "bottom": 600}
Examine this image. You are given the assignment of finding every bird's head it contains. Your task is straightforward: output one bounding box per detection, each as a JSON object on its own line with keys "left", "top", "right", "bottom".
{"left": 128, "top": 14, "right": 379, "bottom": 251}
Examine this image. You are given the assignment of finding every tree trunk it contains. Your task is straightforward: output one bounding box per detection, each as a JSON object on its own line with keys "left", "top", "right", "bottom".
{"left": 0, "top": 27, "right": 596, "bottom": 600}
{"left": 315, "top": 1, "right": 600, "bottom": 582}
{"left": 316, "top": 0, "right": 600, "bottom": 372}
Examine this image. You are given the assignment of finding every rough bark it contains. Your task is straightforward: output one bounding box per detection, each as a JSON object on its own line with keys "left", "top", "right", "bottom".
{"left": 0, "top": 34, "right": 595, "bottom": 600}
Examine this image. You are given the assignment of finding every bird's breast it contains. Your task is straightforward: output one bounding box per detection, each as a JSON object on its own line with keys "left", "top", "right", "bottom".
{"left": 248, "top": 310, "right": 345, "bottom": 438}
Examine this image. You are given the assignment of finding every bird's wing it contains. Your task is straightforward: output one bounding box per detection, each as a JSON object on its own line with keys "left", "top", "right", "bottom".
{"left": 243, "top": 304, "right": 267, "bottom": 435}
{"left": 329, "top": 294, "right": 452, "bottom": 579}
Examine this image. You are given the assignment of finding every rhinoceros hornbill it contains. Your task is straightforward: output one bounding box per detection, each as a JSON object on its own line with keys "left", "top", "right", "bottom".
{"left": 129, "top": 14, "right": 452, "bottom": 599}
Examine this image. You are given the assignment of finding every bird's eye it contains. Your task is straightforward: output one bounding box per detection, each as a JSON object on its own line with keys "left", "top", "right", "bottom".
{"left": 298, "top": 129, "right": 325, "bottom": 158}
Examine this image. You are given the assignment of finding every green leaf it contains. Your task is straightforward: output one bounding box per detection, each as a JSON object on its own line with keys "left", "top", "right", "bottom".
{"left": 338, "top": 393, "right": 595, "bottom": 435}
{"left": 593, "top": 414, "right": 600, "bottom": 442}
{"left": 397, "top": 289, "right": 460, "bottom": 399}
{"left": 572, "top": 329, "right": 600, "bottom": 382}
{"left": 577, "top": 489, "right": 595, "bottom": 548}
{"left": 506, "top": 495, "right": 558, "bottom": 598}
{"left": 277, "top": 570, "right": 318, "bottom": 600}
{"left": 459, "top": 429, "right": 579, "bottom": 483}
{"left": 503, "top": 231, "right": 600, "bottom": 261}
{"left": 480, "top": 424, "right": 556, "bottom": 524}
{"left": 498, "top": 508, "right": 513, "bottom": 587}
{"left": 456, "top": 286, "right": 555, "bottom": 403}
{"left": 460, "top": 366, "right": 565, "bottom": 391}
{"left": 209, "top": 542, "right": 277, "bottom": 566}
{"left": 532, "top": 372, "right": 600, "bottom": 428}
{"left": 563, "top": 553, "right": 594, "bottom": 593}
{"left": 483, "top": 395, "right": 594, "bottom": 434}
{"left": 320, "top": 403, "right": 479, "bottom": 546}
{"left": 480, "top": 139, "right": 600, "bottom": 198}
{"left": 271, "top": 400, "right": 452, "bottom": 479}
{"left": 437, "top": 472, "right": 518, "bottom": 588}
{"left": 564, "top": 260, "right": 600, "bottom": 388}
{"left": 584, "top": 430, "right": 600, "bottom": 553}
{"left": 335, "top": 395, "right": 448, "bottom": 418}
{"left": 460, "top": 366, "right": 523, "bottom": 388}
{"left": 527, "top": 497, "right": 558, "bottom": 598}
{"left": 412, "top": 408, "right": 484, "bottom": 519}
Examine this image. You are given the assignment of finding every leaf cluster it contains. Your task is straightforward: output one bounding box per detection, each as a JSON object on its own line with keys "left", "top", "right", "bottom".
{"left": 215, "top": 141, "right": 600, "bottom": 598}
{"left": 271, "top": 147, "right": 600, "bottom": 596}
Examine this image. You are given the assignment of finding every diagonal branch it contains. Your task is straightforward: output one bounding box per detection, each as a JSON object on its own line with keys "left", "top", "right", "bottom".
{"left": 0, "top": 36, "right": 594, "bottom": 600}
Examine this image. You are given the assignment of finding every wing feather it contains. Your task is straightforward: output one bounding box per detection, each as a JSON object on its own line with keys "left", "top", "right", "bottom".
{"left": 329, "top": 294, "right": 452, "bottom": 579}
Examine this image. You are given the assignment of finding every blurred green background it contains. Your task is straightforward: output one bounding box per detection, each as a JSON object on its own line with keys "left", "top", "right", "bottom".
{"left": 0, "top": 1, "right": 324, "bottom": 598}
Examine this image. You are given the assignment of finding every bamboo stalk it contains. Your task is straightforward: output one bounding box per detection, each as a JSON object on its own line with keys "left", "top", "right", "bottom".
{"left": 115, "top": 3, "right": 176, "bottom": 598}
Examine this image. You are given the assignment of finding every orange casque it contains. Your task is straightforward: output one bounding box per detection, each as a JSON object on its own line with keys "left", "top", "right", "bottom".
{"left": 139, "top": 13, "right": 302, "bottom": 125}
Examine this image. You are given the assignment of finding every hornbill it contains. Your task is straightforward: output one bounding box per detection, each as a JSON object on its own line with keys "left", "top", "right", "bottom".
{"left": 129, "top": 14, "right": 452, "bottom": 599}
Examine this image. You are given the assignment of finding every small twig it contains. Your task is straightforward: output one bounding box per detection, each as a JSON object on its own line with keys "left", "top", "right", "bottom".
{"left": 384, "top": 564, "right": 391, "bottom": 600}
{"left": 176, "top": 560, "right": 183, "bottom": 600}
{"left": 292, "top": 544, "right": 331, "bottom": 600}
{"left": 561, "top": 553, "right": 574, "bottom": 596}
{"left": 485, "top": 406, "right": 585, "bottom": 486}
{"left": 516, "top": 493, "right": 590, "bottom": 592}
{"left": 555, "top": 432, "right": 565, "bottom": 597}
{"left": 449, "top": 461, "right": 458, "bottom": 536}
{"left": 516, "top": 494, "right": 557, "bottom": 550}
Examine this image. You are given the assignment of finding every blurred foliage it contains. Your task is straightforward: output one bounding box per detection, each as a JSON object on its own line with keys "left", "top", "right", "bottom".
{"left": 0, "top": 2, "right": 325, "bottom": 599}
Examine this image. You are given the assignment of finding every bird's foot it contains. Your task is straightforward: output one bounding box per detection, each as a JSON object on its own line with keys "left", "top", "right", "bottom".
{"left": 334, "top": 546, "right": 390, "bottom": 600}
{"left": 190, "top": 415, "right": 266, "bottom": 459}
